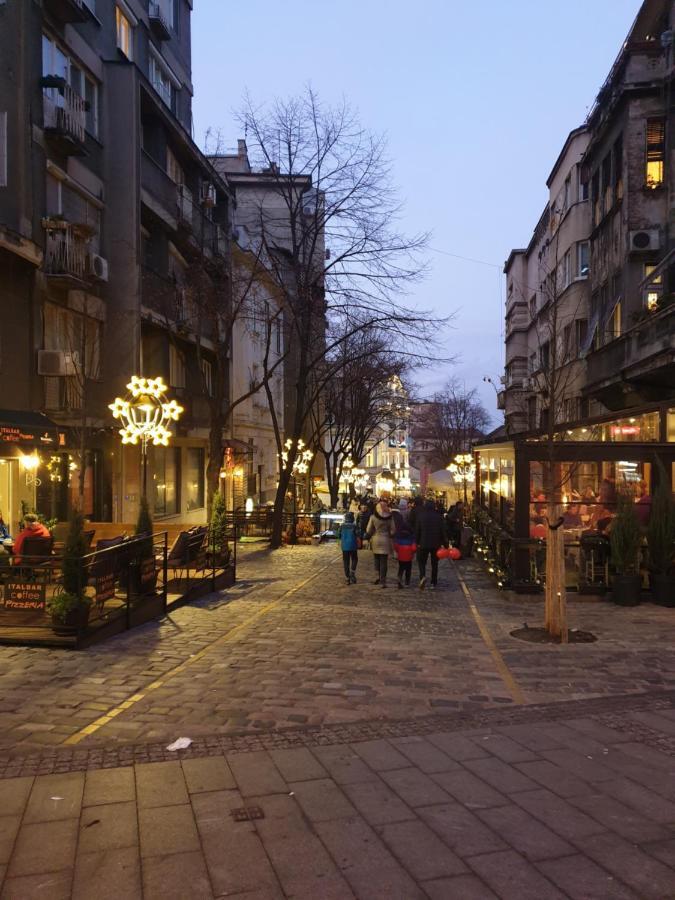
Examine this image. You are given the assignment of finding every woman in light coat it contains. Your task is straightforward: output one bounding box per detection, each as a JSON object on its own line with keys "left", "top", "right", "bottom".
{"left": 366, "top": 500, "right": 396, "bottom": 587}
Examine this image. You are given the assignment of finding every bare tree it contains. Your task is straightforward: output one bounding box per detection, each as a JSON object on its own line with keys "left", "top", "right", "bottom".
{"left": 421, "top": 379, "right": 491, "bottom": 467}
{"left": 232, "top": 88, "right": 440, "bottom": 547}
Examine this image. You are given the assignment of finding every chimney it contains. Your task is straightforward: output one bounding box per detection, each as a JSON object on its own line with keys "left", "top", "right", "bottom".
{"left": 237, "top": 139, "right": 247, "bottom": 158}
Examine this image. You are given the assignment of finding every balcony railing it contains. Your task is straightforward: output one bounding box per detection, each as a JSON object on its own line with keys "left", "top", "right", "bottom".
{"left": 43, "top": 221, "right": 90, "bottom": 282}
{"left": 141, "top": 151, "right": 180, "bottom": 220}
{"left": 43, "top": 83, "right": 86, "bottom": 149}
{"left": 149, "top": 2, "right": 171, "bottom": 40}
{"left": 586, "top": 305, "right": 675, "bottom": 388}
{"left": 43, "top": 0, "right": 90, "bottom": 22}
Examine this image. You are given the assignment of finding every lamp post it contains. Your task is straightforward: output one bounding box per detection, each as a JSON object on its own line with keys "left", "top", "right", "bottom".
{"left": 109, "top": 376, "right": 184, "bottom": 499}
{"left": 280, "top": 438, "right": 313, "bottom": 545}
{"left": 447, "top": 452, "right": 475, "bottom": 505}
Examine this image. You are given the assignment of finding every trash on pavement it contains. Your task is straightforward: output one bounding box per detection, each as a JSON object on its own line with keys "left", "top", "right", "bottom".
{"left": 166, "top": 737, "right": 193, "bottom": 751}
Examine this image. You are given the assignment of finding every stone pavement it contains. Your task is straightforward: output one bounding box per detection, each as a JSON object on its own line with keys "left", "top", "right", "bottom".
{"left": 2, "top": 545, "right": 675, "bottom": 896}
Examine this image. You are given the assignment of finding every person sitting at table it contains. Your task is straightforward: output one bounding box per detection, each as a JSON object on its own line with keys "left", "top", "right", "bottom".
{"left": 563, "top": 503, "right": 582, "bottom": 528}
{"left": 13, "top": 513, "right": 50, "bottom": 564}
{"left": 0, "top": 512, "right": 10, "bottom": 541}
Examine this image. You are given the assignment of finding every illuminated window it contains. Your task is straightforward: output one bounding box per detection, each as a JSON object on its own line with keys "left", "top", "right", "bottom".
{"left": 646, "top": 119, "right": 665, "bottom": 189}
{"left": 116, "top": 7, "right": 133, "bottom": 59}
{"left": 610, "top": 302, "right": 622, "bottom": 339}
{"left": 644, "top": 263, "right": 663, "bottom": 311}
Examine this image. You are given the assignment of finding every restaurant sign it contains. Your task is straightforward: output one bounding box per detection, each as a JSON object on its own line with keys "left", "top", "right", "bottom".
{"left": 0, "top": 425, "right": 57, "bottom": 446}
{"left": 0, "top": 582, "right": 47, "bottom": 611}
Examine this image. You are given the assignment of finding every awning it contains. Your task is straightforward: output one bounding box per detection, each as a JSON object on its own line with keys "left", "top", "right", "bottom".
{"left": 427, "top": 469, "right": 455, "bottom": 490}
{"left": 0, "top": 411, "right": 60, "bottom": 448}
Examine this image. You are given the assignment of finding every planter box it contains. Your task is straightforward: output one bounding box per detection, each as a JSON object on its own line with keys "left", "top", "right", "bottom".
{"left": 611, "top": 575, "right": 642, "bottom": 607}
{"left": 651, "top": 574, "right": 675, "bottom": 607}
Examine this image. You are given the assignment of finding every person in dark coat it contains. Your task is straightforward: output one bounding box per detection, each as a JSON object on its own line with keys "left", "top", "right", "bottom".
{"left": 446, "top": 501, "right": 464, "bottom": 548}
{"left": 407, "top": 496, "right": 423, "bottom": 536}
{"left": 415, "top": 499, "right": 449, "bottom": 590}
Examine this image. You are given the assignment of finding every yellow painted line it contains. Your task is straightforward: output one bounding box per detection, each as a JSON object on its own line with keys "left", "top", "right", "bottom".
{"left": 63, "top": 559, "right": 333, "bottom": 746}
{"left": 455, "top": 567, "right": 527, "bottom": 706}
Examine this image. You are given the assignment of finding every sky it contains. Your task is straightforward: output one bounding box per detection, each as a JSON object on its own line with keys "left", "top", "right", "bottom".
{"left": 191, "top": 0, "right": 640, "bottom": 423}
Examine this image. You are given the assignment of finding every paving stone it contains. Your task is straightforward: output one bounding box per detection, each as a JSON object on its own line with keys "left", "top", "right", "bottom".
{"left": 577, "top": 832, "right": 675, "bottom": 900}
{"left": 72, "top": 847, "right": 142, "bottom": 900}
{"left": 495, "top": 723, "right": 564, "bottom": 751}
{"left": 564, "top": 717, "right": 631, "bottom": 745}
{"left": 269, "top": 747, "right": 327, "bottom": 782}
{"left": 228, "top": 750, "right": 288, "bottom": 796}
{"left": 571, "top": 791, "right": 670, "bottom": 843}
{"left": 431, "top": 769, "right": 508, "bottom": 810}
{"left": 350, "top": 739, "right": 410, "bottom": 772}
{"left": 0, "top": 778, "right": 33, "bottom": 817}
{"left": 313, "top": 745, "right": 381, "bottom": 784}
{"left": 315, "top": 816, "right": 426, "bottom": 899}
{"left": 417, "top": 802, "right": 507, "bottom": 858}
{"left": 477, "top": 803, "right": 574, "bottom": 861}
{"left": 78, "top": 801, "right": 138, "bottom": 853}
{"left": 389, "top": 737, "right": 461, "bottom": 773}
{"left": 463, "top": 756, "right": 539, "bottom": 794}
{"left": 288, "top": 778, "right": 356, "bottom": 822}
{"left": 536, "top": 854, "right": 640, "bottom": 900}
{"left": 598, "top": 777, "right": 675, "bottom": 825}
{"left": 142, "top": 850, "right": 213, "bottom": 900}
{"left": 540, "top": 748, "right": 617, "bottom": 783}
{"left": 138, "top": 804, "right": 200, "bottom": 858}
{"left": 422, "top": 873, "right": 499, "bottom": 899}
{"left": 376, "top": 819, "right": 467, "bottom": 880}
{"left": 8, "top": 819, "right": 78, "bottom": 877}
{"left": 514, "top": 759, "right": 592, "bottom": 798}
{"left": 23, "top": 772, "right": 84, "bottom": 823}
{"left": 83, "top": 767, "right": 135, "bottom": 807}
{"left": 0, "top": 871, "right": 72, "bottom": 899}
{"left": 468, "top": 732, "right": 537, "bottom": 763}
{"left": 0, "top": 817, "right": 20, "bottom": 866}
{"left": 643, "top": 838, "right": 675, "bottom": 867}
{"left": 135, "top": 761, "right": 188, "bottom": 808}
{"left": 251, "top": 793, "right": 353, "bottom": 899}
{"left": 468, "top": 849, "right": 567, "bottom": 900}
{"left": 181, "top": 755, "right": 235, "bottom": 793}
{"left": 380, "top": 767, "right": 451, "bottom": 808}
{"left": 512, "top": 788, "right": 606, "bottom": 841}
{"left": 341, "top": 778, "right": 414, "bottom": 826}
{"left": 426, "top": 732, "right": 490, "bottom": 761}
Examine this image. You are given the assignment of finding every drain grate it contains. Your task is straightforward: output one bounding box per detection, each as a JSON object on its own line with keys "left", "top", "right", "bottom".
{"left": 231, "top": 806, "right": 265, "bottom": 821}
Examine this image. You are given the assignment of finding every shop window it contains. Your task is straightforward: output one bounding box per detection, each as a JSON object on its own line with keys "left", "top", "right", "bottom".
{"left": 115, "top": 7, "right": 134, "bottom": 60}
{"left": 154, "top": 446, "right": 180, "bottom": 516}
{"left": 646, "top": 119, "right": 665, "bottom": 189}
{"left": 186, "top": 447, "right": 205, "bottom": 510}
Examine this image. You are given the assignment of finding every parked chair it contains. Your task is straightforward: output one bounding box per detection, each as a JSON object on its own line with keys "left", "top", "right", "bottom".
{"left": 15, "top": 535, "right": 54, "bottom": 580}
{"left": 166, "top": 527, "right": 208, "bottom": 583}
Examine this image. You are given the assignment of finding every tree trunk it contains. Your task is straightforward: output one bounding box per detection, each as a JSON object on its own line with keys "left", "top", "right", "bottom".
{"left": 544, "top": 502, "right": 568, "bottom": 642}
{"left": 270, "top": 465, "right": 293, "bottom": 549}
{"left": 206, "top": 409, "right": 225, "bottom": 517}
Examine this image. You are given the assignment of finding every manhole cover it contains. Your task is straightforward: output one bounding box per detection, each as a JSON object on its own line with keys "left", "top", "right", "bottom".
{"left": 231, "top": 806, "right": 265, "bottom": 821}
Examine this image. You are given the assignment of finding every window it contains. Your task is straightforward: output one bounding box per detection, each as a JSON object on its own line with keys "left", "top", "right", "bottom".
{"left": 0, "top": 112, "right": 6, "bottom": 187}
{"left": 601, "top": 152, "right": 612, "bottom": 211}
{"left": 529, "top": 295, "right": 536, "bottom": 319}
{"left": 166, "top": 146, "right": 184, "bottom": 184}
{"left": 610, "top": 302, "right": 622, "bottom": 339}
{"left": 42, "top": 35, "right": 98, "bottom": 138}
{"left": 591, "top": 170, "right": 600, "bottom": 225}
{"left": 540, "top": 341, "right": 550, "bottom": 371}
{"left": 528, "top": 352, "right": 537, "bottom": 375}
{"left": 185, "top": 448, "right": 205, "bottom": 510}
{"left": 613, "top": 135, "right": 624, "bottom": 201}
{"left": 646, "top": 118, "right": 665, "bottom": 189}
{"left": 154, "top": 446, "right": 180, "bottom": 516}
{"left": 84, "top": 76, "right": 98, "bottom": 138}
{"left": 169, "top": 343, "right": 186, "bottom": 388}
{"left": 562, "top": 250, "right": 571, "bottom": 289}
{"left": 563, "top": 174, "right": 571, "bottom": 211}
{"left": 116, "top": 7, "right": 133, "bottom": 59}
{"left": 577, "top": 241, "right": 590, "bottom": 278}
{"left": 644, "top": 263, "right": 663, "bottom": 311}
{"left": 574, "top": 319, "right": 588, "bottom": 356}
{"left": 149, "top": 54, "right": 172, "bottom": 108}
{"left": 200, "top": 358, "right": 213, "bottom": 396}
{"left": 579, "top": 167, "right": 589, "bottom": 202}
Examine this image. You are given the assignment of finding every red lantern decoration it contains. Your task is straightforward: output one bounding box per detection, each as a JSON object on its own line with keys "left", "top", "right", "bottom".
{"left": 448, "top": 547, "right": 462, "bottom": 560}
{"left": 436, "top": 547, "right": 448, "bottom": 559}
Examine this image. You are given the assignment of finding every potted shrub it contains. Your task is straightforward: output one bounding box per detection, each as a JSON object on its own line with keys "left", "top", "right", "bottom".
{"left": 210, "top": 491, "right": 230, "bottom": 565}
{"left": 610, "top": 489, "right": 643, "bottom": 606}
{"left": 647, "top": 468, "right": 675, "bottom": 606}
{"left": 48, "top": 509, "right": 90, "bottom": 635}
{"left": 130, "top": 496, "right": 156, "bottom": 598}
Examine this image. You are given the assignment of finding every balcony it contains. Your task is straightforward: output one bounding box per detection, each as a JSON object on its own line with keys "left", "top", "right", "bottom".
{"left": 43, "top": 0, "right": 90, "bottom": 22}
{"left": 42, "top": 83, "right": 86, "bottom": 155}
{"left": 43, "top": 220, "right": 91, "bottom": 285}
{"left": 149, "top": 2, "right": 171, "bottom": 40}
{"left": 584, "top": 305, "right": 675, "bottom": 409}
{"left": 141, "top": 152, "right": 179, "bottom": 226}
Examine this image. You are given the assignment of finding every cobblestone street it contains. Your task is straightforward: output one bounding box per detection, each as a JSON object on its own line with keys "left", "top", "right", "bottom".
{"left": 2, "top": 546, "right": 675, "bottom": 897}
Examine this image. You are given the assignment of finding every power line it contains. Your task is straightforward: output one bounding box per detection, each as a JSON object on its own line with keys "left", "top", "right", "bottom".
{"left": 429, "top": 246, "right": 503, "bottom": 270}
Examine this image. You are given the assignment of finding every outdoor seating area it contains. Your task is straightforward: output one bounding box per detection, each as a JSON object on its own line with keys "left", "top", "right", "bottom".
{"left": 0, "top": 523, "right": 237, "bottom": 649}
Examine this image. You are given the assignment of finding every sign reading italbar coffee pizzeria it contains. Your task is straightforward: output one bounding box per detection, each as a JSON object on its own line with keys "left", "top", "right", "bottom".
{"left": 0, "top": 582, "right": 47, "bottom": 611}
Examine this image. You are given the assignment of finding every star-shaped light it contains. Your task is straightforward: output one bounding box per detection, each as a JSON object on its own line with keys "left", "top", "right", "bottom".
{"left": 109, "top": 397, "right": 130, "bottom": 419}
{"left": 162, "top": 399, "right": 184, "bottom": 421}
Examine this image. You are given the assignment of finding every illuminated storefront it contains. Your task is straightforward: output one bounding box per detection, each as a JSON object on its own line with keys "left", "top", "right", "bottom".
{"left": 474, "top": 405, "right": 675, "bottom": 591}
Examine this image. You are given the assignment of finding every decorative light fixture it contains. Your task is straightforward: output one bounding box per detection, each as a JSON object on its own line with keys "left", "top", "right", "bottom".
{"left": 447, "top": 452, "right": 475, "bottom": 504}
{"left": 19, "top": 452, "right": 41, "bottom": 488}
{"left": 109, "top": 375, "right": 184, "bottom": 496}
{"left": 280, "top": 439, "right": 314, "bottom": 544}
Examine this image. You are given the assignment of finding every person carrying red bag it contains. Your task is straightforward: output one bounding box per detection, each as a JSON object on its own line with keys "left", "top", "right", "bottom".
{"left": 392, "top": 503, "right": 416, "bottom": 589}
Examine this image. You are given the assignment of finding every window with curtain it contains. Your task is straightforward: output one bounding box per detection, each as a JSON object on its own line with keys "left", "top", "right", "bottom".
{"left": 185, "top": 448, "right": 205, "bottom": 510}
{"left": 154, "top": 446, "right": 180, "bottom": 515}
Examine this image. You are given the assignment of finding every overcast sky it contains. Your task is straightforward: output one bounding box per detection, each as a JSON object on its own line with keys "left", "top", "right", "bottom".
{"left": 191, "top": 0, "right": 640, "bottom": 422}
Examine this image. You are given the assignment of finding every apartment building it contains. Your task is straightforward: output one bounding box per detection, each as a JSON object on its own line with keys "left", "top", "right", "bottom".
{"left": 0, "top": 0, "right": 232, "bottom": 529}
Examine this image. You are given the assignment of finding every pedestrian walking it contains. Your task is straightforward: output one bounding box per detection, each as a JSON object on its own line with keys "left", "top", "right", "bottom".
{"left": 358, "top": 502, "right": 372, "bottom": 542}
{"left": 415, "top": 499, "right": 449, "bottom": 591}
{"left": 393, "top": 519, "right": 416, "bottom": 588}
{"left": 446, "top": 500, "right": 464, "bottom": 548}
{"left": 407, "top": 496, "right": 423, "bottom": 535}
{"left": 339, "top": 511, "right": 361, "bottom": 584}
{"left": 366, "top": 500, "right": 396, "bottom": 588}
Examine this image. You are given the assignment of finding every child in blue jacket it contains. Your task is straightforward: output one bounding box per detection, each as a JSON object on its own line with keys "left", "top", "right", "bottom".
{"left": 340, "top": 511, "right": 361, "bottom": 584}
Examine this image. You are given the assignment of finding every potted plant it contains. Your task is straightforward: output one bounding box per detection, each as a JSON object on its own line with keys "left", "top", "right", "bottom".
{"left": 48, "top": 509, "right": 90, "bottom": 635}
{"left": 130, "top": 496, "right": 156, "bottom": 598}
{"left": 610, "top": 488, "right": 643, "bottom": 606}
{"left": 210, "top": 491, "right": 230, "bottom": 565}
{"left": 647, "top": 465, "right": 675, "bottom": 606}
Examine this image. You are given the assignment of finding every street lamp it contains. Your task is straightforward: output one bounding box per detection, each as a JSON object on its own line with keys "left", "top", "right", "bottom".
{"left": 109, "top": 375, "right": 184, "bottom": 498}
{"left": 447, "top": 452, "right": 475, "bottom": 505}
{"left": 280, "top": 438, "right": 313, "bottom": 544}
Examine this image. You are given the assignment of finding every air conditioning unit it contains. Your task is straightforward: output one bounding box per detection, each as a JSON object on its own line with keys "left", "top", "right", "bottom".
{"left": 37, "top": 350, "right": 79, "bottom": 377}
{"left": 200, "top": 182, "right": 216, "bottom": 207}
{"left": 87, "top": 253, "right": 109, "bottom": 282}
{"left": 629, "top": 228, "right": 661, "bottom": 253}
